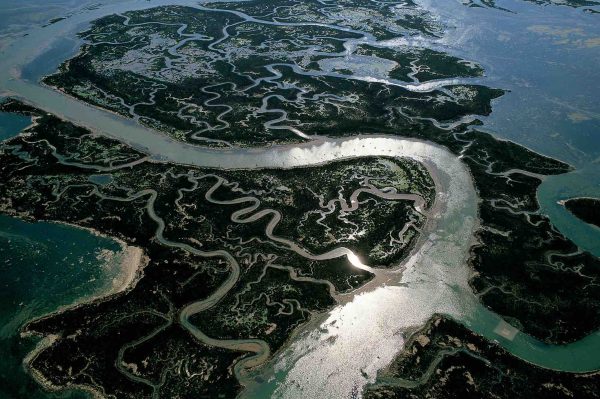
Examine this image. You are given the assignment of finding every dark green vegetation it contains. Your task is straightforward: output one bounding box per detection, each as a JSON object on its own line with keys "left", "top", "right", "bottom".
{"left": 462, "top": 135, "right": 600, "bottom": 343}
{"left": 206, "top": 0, "right": 444, "bottom": 40}
{"left": 0, "top": 100, "right": 432, "bottom": 398}
{"left": 44, "top": 3, "right": 490, "bottom": 147}
{"left": 365, "top": 315, "right": 600, "bottom": 399}
{"left": 4, "top": 0, "right": 600, "bottom": 396}
{"left": 563, "top": 197, "right": 600, "bottom": 228}
{"left": 42, "top": 0, "right": 600, "bottom": 346}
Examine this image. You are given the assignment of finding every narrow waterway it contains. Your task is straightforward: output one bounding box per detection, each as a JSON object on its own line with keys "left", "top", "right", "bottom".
{"left": 0, "top": 0, "right": 599, "bottom": 398}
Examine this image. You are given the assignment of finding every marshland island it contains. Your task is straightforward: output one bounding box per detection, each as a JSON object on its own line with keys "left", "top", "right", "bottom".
{"left": 1, "top": 0, "right": 599, "bottom": 398}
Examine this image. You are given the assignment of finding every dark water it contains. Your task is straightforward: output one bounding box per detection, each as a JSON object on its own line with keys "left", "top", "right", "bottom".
{"left": 0, "top": 215, "right": 123, "bottom": 399}
{"left": 0, "top": 111, "right": 30, "bottom": 141}
{"left": 0, "top": 0, "right": 598, "bottom": 397}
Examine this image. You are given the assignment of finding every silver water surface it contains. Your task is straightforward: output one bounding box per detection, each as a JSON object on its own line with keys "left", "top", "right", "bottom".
{"left": 1, "top": 1, "right": 600, "bottom": 399}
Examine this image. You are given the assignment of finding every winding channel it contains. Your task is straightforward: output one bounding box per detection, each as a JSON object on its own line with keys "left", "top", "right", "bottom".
{"left": 1, "top": 1, "right": 600, "bottom": 398}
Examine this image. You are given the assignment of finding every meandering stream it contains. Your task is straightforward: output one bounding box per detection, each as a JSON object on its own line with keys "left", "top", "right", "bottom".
{"left": 1, "top": 0, "right": 599, "bottom": 398}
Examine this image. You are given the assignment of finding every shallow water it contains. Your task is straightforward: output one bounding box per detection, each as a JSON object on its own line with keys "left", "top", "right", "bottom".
{"left": 21, "top": 36, "right": 81, "bottom": 83}
{"left": 419, "top": 0, "right": 600, "bottom": 269}
{"left": 0, "top": 215, "right": 128, "bottom": 399}
{"left": 0, "top": 0, "right": 599, "bottom": 398}
{"left": 0, "top": 111, "right": 30, "bottom": 141}
{"left": 416, "top": 0, "right": 600, "bottom": 167}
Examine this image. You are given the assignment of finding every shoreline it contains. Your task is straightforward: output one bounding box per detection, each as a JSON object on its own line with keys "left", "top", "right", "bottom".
{"left": 15, "top": 217, "right": 148, "bottom": 327}
{"left": 0, "top": 212, "right": 148, "bottom": 399}
{"left": 23, "top": 334, "right": 105, "bottom": 399}
{"left": 558, "top": 196, "right": 600, "bottom": 205}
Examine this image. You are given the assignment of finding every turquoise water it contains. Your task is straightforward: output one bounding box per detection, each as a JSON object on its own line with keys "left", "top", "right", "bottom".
{"left": 420, "top": 0, "right": 600, "bottom": 273}
{"left": 0, "top": 215, "right": 124, "bottom": 399}
{"left": 466, "top": 302, "right": 600, "bottom": 373}
{"left": 538, "top": 166, "right": 600, "bottom": 257}
{"left": 0, "top": 0, "right": 598, "bottom": 397}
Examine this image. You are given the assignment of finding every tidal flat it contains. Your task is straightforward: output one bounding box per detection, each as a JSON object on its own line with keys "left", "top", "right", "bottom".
{"left": 28, "top": 0, "right": 600, "bottom": 347}
{"left": 0, "top": 214, "right": 136, "bottom": 399}
{"left": 0, "top": 101, "right": 439, "bottom": 398}
{"left": 0, "top": 91, "right": 598, "bottom": 396}
{"left": 0, "top": 0, "right": 599, "bottom": 397}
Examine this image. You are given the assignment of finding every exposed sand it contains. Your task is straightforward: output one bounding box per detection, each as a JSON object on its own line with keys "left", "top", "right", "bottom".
{"left": 108, "top": 244, "right": 145, "bottom": 296}
{"left": 18, "top": 221, "right": 148, "bottom": 399}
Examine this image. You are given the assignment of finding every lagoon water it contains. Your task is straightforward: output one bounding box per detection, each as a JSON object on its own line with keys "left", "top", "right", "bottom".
{"left": 0, "top": 111, "right": 30, "bottom": 142}
{"left": 426, "top": 0, "right": 600, "bottom": 167}
{"left": 416, "top": 0, "right": 600, "bottom": 257}
{"left": 0, "top": 94, "right": 127, "bottom": 399}
{"left": 0, "top": 216, "right": 128, "bottom": 399}
{"left": 0, "top": 0, "right": 599, "bottom": 398}
{"left": 0, "top": 105, "right": 134, "bottom": 397}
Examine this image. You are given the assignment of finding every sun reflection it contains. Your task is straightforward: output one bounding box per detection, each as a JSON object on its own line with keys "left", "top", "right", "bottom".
{"left": 347, "top": 252, "right": 368, "bottom": 270}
